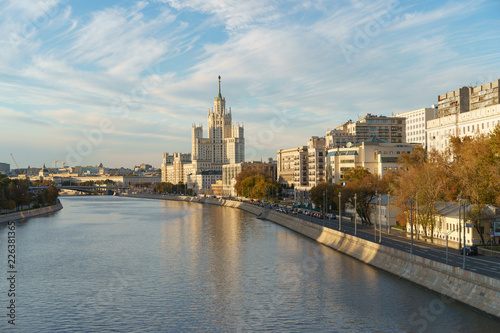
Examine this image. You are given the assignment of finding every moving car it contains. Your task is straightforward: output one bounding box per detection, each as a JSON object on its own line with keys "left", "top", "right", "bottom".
{"left": 460, "top": 245, "right": 478, "bottom": 256}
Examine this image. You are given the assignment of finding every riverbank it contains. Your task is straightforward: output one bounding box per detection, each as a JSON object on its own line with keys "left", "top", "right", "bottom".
{"left": 126, "top": 193, "right": 500, "bottom": 320}
{"left": 0, "top": 199, "right": 63, "bottom": 223}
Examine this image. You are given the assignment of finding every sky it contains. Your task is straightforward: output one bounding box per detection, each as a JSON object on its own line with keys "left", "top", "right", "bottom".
{"left": 1, "top": 0, "right": 500, "bottom": 169}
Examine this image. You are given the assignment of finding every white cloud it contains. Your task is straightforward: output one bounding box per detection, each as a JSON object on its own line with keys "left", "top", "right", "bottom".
{"left": 1, "top": 0, "right": 500, "bottom": 167}
{"left": 163, "top": 0, "right": 281, "bottom": 31}
{"left": 64, "top": 6, "right": 176, "bottom": 78}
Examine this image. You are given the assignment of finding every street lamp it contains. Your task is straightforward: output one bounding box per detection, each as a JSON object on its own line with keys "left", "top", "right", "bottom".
{"left": 387, "top": 195, "right": 391, "bottom": 234}
{"left": 325, "top": 188, "right": 328, "bottom": 220}
{"left": 338, "top": 191, "right": 342, "bottom": 231}
{"left": 322, "top": 191, "right": 326, "bottom": 227}
{"left": 409, "top": 197, "right": 414, "bottom": 255}
{"left": 378, "top": 193, "right": 382, "bottom": 243}
{"left": 458, "top": 195, "right": 462, "bottom": 249}
{"left": 354, "top": 193, "right": 357, "bottom": 236}
{"left": 374, "top": 191, "right": 378, "bottom": 241}
{"left": 462, "top": 200, "right": 466, "bottom": 270}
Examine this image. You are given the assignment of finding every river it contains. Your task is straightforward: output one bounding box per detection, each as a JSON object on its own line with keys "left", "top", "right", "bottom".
{"left": 0, "top": 196, "right": 498, "bottom": 332}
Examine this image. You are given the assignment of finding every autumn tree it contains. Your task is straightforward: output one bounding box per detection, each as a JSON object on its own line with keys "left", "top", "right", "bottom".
{"left": 342, "top": 166, "right": 387, "bottom": 225}
{"left": 235, "top": 168, "right": 280, "bottom": 200}
{"left": 449, "top": 133, "right": 500, "bottom": 244}
{"left": 392, "top": 147, "right": 452, "bottom": 240}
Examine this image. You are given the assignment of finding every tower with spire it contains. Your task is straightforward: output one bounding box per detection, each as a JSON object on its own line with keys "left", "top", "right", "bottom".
{"left": 191, "top": 76, "right": 245, "bottom": 171}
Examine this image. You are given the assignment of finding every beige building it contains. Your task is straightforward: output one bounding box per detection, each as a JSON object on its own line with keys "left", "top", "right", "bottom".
{"left": 276, "top": 146, "right": 308, "bottom": 189}
{"left": 161, "top": 77, "right": 245, "bottom": 191}
{"left": 277, "top": 136, "right": 326, "bottom": 188}
{"left": 437, "top": 79, "right": 500, "bottom": 118}
{"left": 306, "top": 136, "right": 326, "bottom": 187}
{"left": 191, "top": 76, "right": 244, "bottom": 171}
{"left": 405, "top": 202, "right": 496, "bottom": 247}
{"left": 276, "top": 136, "right": 326, "bottom": 202}
{"left": 326, "top": 114, "right": 406, "bottom": 148}
{"left": 394, "top": 107, "right": 437, "bottom": 149}
{"left": 161, "top": 152, "right": 192, "bottom": 184}
{"left": 222, "top": 161, "right": 277, "bottom": 197}
{"left": 326, "top": 137, "right": 416, "bottom": 184}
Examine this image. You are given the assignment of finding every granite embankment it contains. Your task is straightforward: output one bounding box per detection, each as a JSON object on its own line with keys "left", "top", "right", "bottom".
{"left": 0, "top": 200, "right": 63, "bottom": 223}
{"left": 128, "top": 194, "right": 500, "bottom": 319}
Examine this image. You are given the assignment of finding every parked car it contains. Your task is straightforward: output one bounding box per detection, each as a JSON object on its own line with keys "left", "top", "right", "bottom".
{"left": 460, "top": 246, "right": 478, "bottom": 256}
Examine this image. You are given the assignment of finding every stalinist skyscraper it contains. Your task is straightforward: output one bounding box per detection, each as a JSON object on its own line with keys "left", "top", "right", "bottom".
{"left": 161, "top": 76, "right": 245, "bottom": 187}
{"left": 191, "top": 76, "right": 245, "bottom": 171}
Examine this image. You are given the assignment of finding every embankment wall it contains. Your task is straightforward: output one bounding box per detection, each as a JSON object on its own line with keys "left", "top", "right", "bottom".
{"left": 0, "top": 200, "right": 63, "bottom": 223}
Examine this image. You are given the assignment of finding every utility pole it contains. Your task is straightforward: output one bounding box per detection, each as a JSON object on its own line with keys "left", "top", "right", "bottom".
{"left": 410, "top": 198, "right": 414, "bottom": 255}
{"left": 338, "top": 191, "right": 342, "bottom": 231}
{"left": 354, "top": 193, "right": 357, "bottom": 236}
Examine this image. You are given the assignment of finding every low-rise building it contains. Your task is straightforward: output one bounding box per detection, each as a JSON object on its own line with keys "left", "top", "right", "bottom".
{"left": 405, "top": 202, "right": 497, "bottom": 247}
{"left": 186, "top": 171, "right": 222, "bottom": 195}
{"left": 326, "top": 137, "right": 416, "bottom": 184}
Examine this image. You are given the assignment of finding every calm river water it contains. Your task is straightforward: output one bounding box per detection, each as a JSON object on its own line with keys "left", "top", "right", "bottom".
{"left": 0, "top": 196, "right": 498, "bottom": 332}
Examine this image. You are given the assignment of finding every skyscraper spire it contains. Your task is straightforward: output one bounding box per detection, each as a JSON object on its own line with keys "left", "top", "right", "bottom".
{"left": 217, "top": 75, "right": 222, "bottom": 99}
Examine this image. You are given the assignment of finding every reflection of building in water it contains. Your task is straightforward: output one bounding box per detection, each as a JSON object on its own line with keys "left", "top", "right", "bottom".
{"left": 160, "top": 203, "right": 245, "bottom": 317}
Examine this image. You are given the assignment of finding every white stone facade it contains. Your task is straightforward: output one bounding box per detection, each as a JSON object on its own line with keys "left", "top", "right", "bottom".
{"left": 394, "top": 107, "right": 437, "bottom": 149}
{"left": 326, "top": 139, "right": 416, "bottom": 184}
{"left": 427, "top": 104, "right": 500, "bottom": 152}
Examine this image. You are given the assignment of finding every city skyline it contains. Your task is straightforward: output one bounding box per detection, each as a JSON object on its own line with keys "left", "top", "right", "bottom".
{"left": 1, "top": 0, "right": 500, "bottom": 168}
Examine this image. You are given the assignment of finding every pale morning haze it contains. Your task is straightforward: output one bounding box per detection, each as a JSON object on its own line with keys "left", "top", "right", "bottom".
{"left": 1, "top": 0, "right": 500, "bottom": 168}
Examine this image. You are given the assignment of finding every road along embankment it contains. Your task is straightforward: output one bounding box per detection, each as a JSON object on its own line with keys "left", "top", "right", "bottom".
{"left": 0, "top": 200, "right": 63, "bottom": 223}
{"left": 127, "top": 194, "right": 500, "bottom": 319}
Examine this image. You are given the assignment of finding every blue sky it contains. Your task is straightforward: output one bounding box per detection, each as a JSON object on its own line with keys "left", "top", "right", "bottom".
{"left": 1, "top": 0, "right": 500, "bottom": 168}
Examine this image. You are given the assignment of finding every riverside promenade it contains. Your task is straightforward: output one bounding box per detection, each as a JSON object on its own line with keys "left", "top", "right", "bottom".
{"left": 127, "top": 193, "right": 500, "bottom": 320}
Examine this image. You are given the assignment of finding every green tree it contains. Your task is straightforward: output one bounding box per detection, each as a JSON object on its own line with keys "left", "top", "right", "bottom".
{"left": 310, "top": 182, "right": 340, "bottom": 212}
{"left": 343, "top": 170, "right": 386, "bottom": 225}
{"left": 43, "top": 186, "right": 59, "bottom": 205}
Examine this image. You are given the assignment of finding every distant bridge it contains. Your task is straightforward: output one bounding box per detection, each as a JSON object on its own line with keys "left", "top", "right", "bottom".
{"left": 30, "top": 186, "right": 130, "bottom": 195}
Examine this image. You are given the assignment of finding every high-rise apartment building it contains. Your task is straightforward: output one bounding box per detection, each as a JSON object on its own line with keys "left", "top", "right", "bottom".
{"left": 428, "top": 78, "right": 500, "bottom": 152}
{"left": 325, "top": 114, "right": 406, "bottom": 148}
{"left": 437, "top": 79, "right": 500, "bottom": 118}
{"left": 276, "top": 136, "right": 326, "bottom": 201}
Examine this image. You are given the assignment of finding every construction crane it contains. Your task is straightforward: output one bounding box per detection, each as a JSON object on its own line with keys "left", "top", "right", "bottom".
{"left": 10, "top": 153, "right": 24, "bottom": 175}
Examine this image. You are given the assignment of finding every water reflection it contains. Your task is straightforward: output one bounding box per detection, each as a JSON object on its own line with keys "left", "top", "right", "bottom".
{"left": 0, "top": 196, "right": 497, "bottom": 332}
